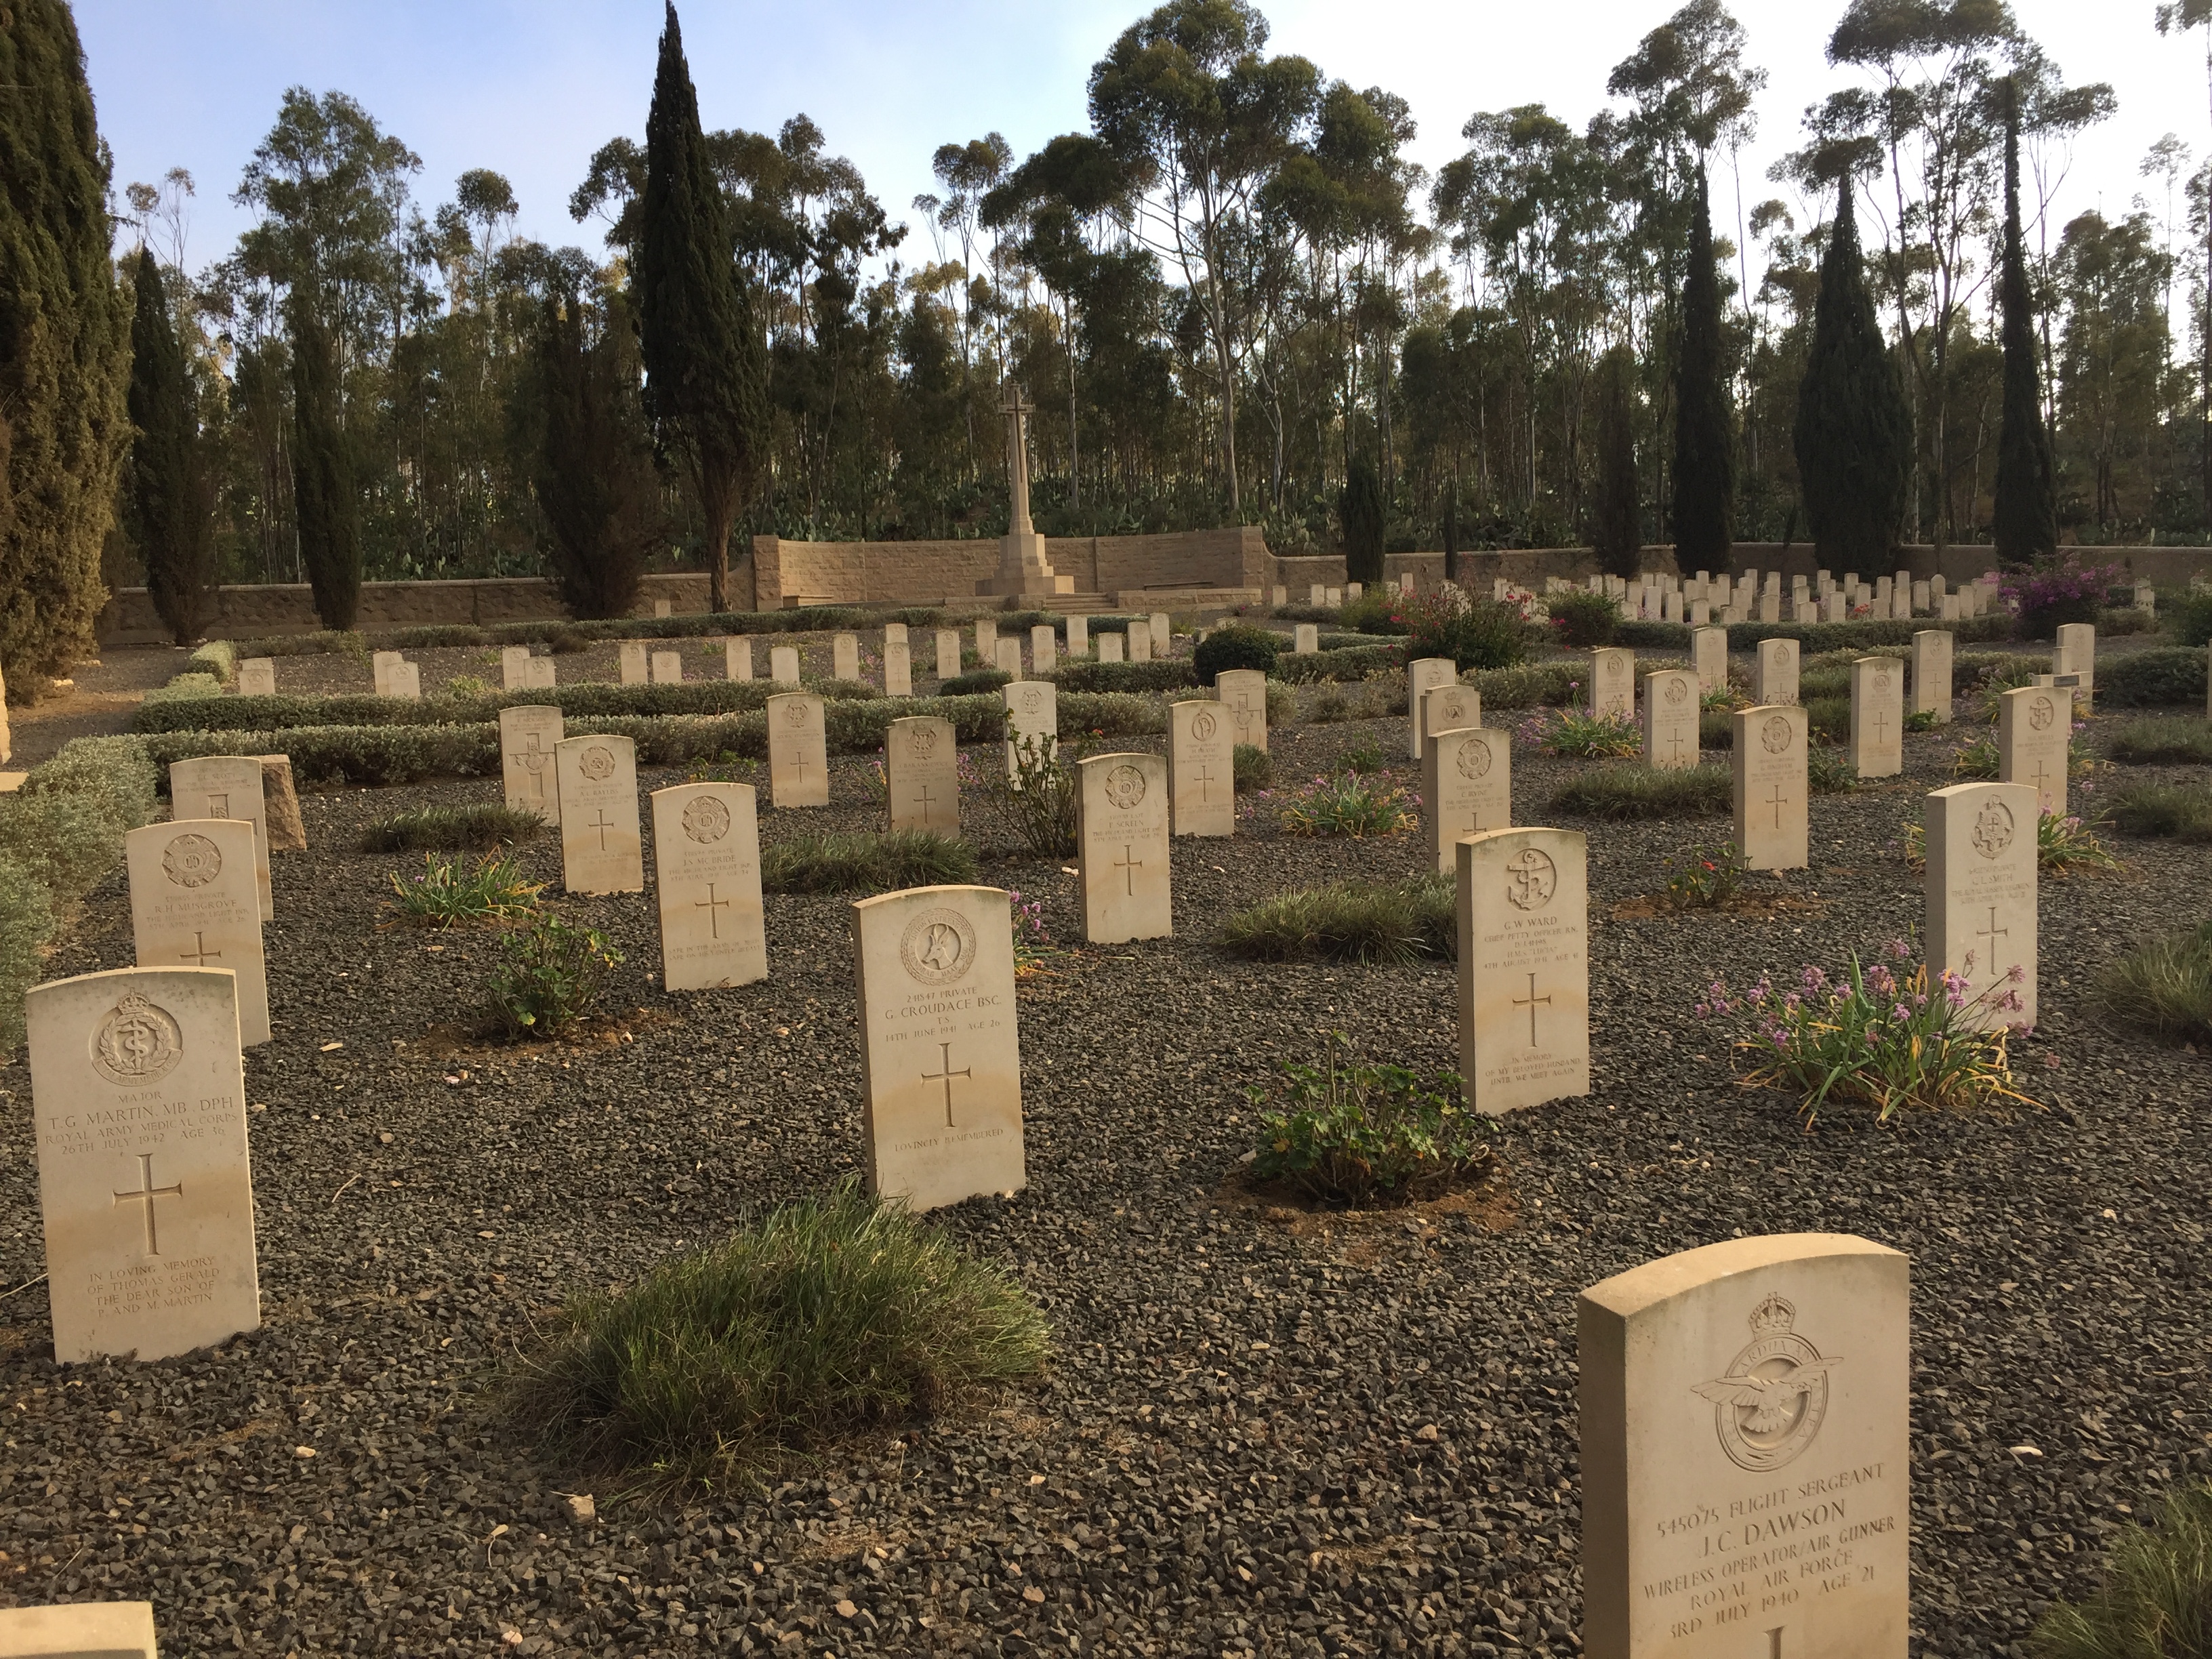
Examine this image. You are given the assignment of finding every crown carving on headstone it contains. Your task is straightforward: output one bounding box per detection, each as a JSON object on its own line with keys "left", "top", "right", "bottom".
{"left": 1748, "top": 1292, "right": 1797, "bottom": 1334}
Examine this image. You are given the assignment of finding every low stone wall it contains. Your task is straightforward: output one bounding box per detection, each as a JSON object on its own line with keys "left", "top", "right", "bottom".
{"left": 97, "top": 573, "right": 717, "bottom": 645}
{"left": 755, "top": 526, "right": 1268, "bottom": 607}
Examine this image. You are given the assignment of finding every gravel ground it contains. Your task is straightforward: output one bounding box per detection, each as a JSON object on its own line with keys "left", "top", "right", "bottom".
{"left": 0, "top": 663, "right": 2207, "bottom": 1659}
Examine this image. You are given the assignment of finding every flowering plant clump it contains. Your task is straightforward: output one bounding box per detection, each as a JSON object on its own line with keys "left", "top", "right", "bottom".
{"left": 1393, "top": 588, "right": 1531, "bottom": 669}
{"left": 1698, "top": 940, "right": 2036, "bottom": 1124}
{"left": 1005, "top": 888, "right": 1056, "bottom": 974}
{"left": 2001, "top": 557, "right": 2125, "bottom": 637}
{"left": 1517, "top": 705, "right": 1641, "bottom": 758}
{"left": 2038, "top": 808, "right": 2122, "bottom": 875}
{"left": 1544, "top": 588, "right": 1621, "bottom": 648}
{"left": 1277, "top": 770, "right": 1415, "bottom": 838}
{"left": 1662, "top": 841, "right": 1747, "bottom": 909}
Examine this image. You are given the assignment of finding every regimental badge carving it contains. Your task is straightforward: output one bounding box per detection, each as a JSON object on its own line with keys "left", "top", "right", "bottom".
{"left": 162, "top": 834, "right": 223, "bottom": 888}
{"left": 1761, "top": 716, "right": 1793, "bottom": 754}
{"left": 1456, "top": 737, "right": 1493, "bottom": 780}
{"left": 1191, "top": 710, "right": 1218, "bottom": 742}
{"left": 1605, "top": 654, "right": 1625, "bottom": 678}
{"left": 1692, "top": 1293, "right": 1841, "bottom": 1472}
{"left": 1021, "top": 687, "right": 1045, "bottom": 714}
{"left": 2028, "top": 695, "right": 2056, "bottom": 731}
{"left": 1503, "top": 846, "right": 1556, "bottom": 911}
{"left": 899, "top": 907, "right": 977, "bottom": 986}
{"left": 1103, "top": 764, "right": 1147, "bottom": 811}
{"left": 681, "top": 795, "right": 731, "bottom": 845}
{"left": 1663, "top": 677, "right": 1689, "bottom": 705}
{"left": 90, "top": 992, "right": 184, "bottom": 1086}
{"left": 1875, "top": 669, "right": 1892, "bottom": 691}
{"left": 579, "top": 745, "right": 616, "bottom": 781}
{"left": 908, "top": 724, "right": 939, "bottom": 757}
{"left": 1971, "top": 796, "right": 2016, "bottom": 859}
{"left": 784, "top": 701, "right": 809, "bottom": 727}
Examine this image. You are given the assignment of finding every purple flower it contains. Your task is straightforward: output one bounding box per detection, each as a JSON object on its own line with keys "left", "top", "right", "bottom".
{"left": 1886, "top": 938, "right": 1912, "bottom": 962}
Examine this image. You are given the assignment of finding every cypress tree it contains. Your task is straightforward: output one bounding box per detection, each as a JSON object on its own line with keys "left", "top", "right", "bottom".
{"left": 289, "top": 295, "right": 360, "bottom": 631}
{"left": 1339, "top": 454, "right": 1384, "bottom": 585}
{"left": 1671, "top": 164, "right": 1734, "bottom": 568}
{"left": 1993, "top": 80, "right": 2057, "bottom": 567}
{"left": 639, "top": 2, "right": 765, "bottom": 614}
{"left": 1794, "top": 179, "right": 1912, "bottom": 579}
{"left": 1593, "top": 348, "right": 1641, "bottom": 580}
{"left": 0, "top": 1, "right": 131, "bottom": 689}
{"left": 537, "top": 290, "right": 660, "bottom": 619}
{"left": 125, "top": 250, "right": 214, "bottom": 642}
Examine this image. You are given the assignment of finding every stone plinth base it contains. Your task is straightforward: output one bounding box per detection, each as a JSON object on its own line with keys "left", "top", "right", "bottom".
{"left": 976, "top": 529, "right": 1072, "bottom": 596}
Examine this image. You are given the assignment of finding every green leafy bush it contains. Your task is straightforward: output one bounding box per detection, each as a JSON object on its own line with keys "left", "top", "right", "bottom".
{"left": 2106, "top": 780, "right": 2212, "bottom": 840}
{"left": 1277, "top": 771, "right": 1415, "bottom": 837}
{"left": 1269, "top": 642, "right": 1405, "bottom": 684}
{"left": 1232, "top": 743, "right": 1272, "bottom": 792}
{"left": 1520, "top": 707, "right": 1641, "bottom": 758}
{"left": 1049, "top": 659, "right": 1197, "bottom": 694}
{"left": 2098, "top": 647, "right": 2209, "bottom": 709}
{"left": 1662, "top": 841, "right": 1748, "bottom": 907}
{"left": 359, "top": 804, "right": 548, "bottom": 852}
{"left": 1248, "top": 1034, "right": 1487, "bottom": 1208}
{"left": 989, "top": 731, "right": 1080, "bottom": 857}
{"left": 1400, "top": 590, "right": 1530, "bottom": 670}
{"left": 512, "top": 1183, "right": 1046, "bottom": 1479}
{"left": 1191, "top": 622, "right": 1282, "bottom": 684}
{"left": 480, "top": 912, "right": 621, "bottom": 1040}
{"left": 760, "top": 830, "right": 978, "bottom": 894}
{"left": 2109, "top": 715, "right": 2212, "bottom": 764}
{"left": 1804, "top": 695, "right": 1851, "bottom": 745}
{"left": 2091, "top": 922, "right": 2212, "bottom": 1049}
{"left": 142, "top": 672, "right": 226, "bottom": 704}
{"left": 1218, "top": 876, "right": 1453, "bottom": 964}
{"left": 1807, "top": 748, "right": 1860, "bottom": 794}
{"left": 1546, "top": 589, "right": 1620, "bottom": 648}
{"left": 385, "top": 852, "right": 544, "bottom": 928}
{"left": 1549, "top": 764, "right": 1732, "bottom": 819}
{"left": 2164, "top": 586, "right": 2212, "bottom": 646}
{"left": 186, "top": 639, "right": 238, "bottom": 682}
{"left": 939, "top": 668, "right": 1012, "bottom": 696}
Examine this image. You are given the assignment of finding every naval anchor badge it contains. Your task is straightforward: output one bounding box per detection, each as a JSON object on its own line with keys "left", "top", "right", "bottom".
{"left": 1692, "top": 1293, "right": 1842, "bottom": 1471}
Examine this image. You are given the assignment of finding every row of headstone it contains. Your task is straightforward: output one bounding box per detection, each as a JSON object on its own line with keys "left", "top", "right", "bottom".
{"left": 1576, "top": 563, "right": 1993, "bottom": 627}
{"left": 499, "top": 647, "right": 558, "bottom": 691}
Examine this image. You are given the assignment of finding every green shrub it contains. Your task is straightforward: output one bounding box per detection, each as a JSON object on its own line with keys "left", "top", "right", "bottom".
{"left": 1334, "top": 589, "right": 1407, "bottom": 634}
{"left": 1721, "top": 615, "right": 2016, "bottom": 653}
{"left": 1270, "top": 642, "right": 1405, "bottom": 684}
{"left": 2164, "top": 586, "right": 2212, "bottom": 646}
{"left": 186, "top": 639, "right": 238, "bottom": 683}
{"left": 1804, "top": 694, "right": 1851, "bottom": 745}
{"left": 1469, "top": 660, "right": 1582, "bottom": 711}
{"left": 480, "top": 912, "right": 621, "bottom": 1040}
{"left": 1523, "top": 707, "right": 1641, "bottom": 758}
{"left": 1248, "top": 1033, "right": 1486, "bottom": 1208}
{"left": 760, "top": 830, "right": 978, "bottom": 894}
{"left": 2031, "top": 1477, "right": 2212, "bottom": 1659}
{"left": 1546, "top": 589, "right": 1619, "bottom": 648}
{"left": 0, "top": 857, "right": 56, "bottom": 1063}
{"left": 1699, "top": 708, "right": 1736, "bottom": 750}
{"left": 1232, "top": 743, "right": 1272, "bottom": 792}
{"left": 386, "top": 852, "right": 544, "bottom": 928}
{"left": 512, "top": 1183, "right": 1046, "bottom": 1480}
{"left": 2091, "top": 922, "right": 2212, "bottom": 1050}
{"left": 1549, "top": 764, "right": 1732, "bottom": 819}
{"left": 987, "top": 731, "right": 1080, "bottom": 857}
{"left": 142, "top": 672, "right": 226, "bottom": 704}
{"left": 1662, "top": 841, "right": 1748, "bottom": 908}
{"left": 1050, "top": 659, "right": 1197, "bottom": 694}
{"left": 939, "top": 668, "right": 1012, "bottom": 696}
{"left": 1218, "top": 876, "right": 1453, "bottom": 964}
{"left": 2106, "top": 780, "right": 2212, "bottom": 840}
{"left": 1191, "top": 622, "right": 1282, "bottom": 684}
{"left": 2109, "top": 715, "right": 2212, "bottom": 764}
{"left": 1401, "top": 590, "right": 1530, "bottom": 670}
{"left": 2099, "top": 647, "right": 2209, "bottom": 709}
{"left": 1277, "top": 771, "right": 1415, "bottom": 837}
{"left": 359, "top": 804, "right": 548, "bottom": 852}
{"left": 1808, "top": 748, "right": 1860, "bottom": 794}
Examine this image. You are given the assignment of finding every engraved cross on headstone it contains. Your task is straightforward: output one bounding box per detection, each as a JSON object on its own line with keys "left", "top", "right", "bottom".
{"left": 695, "top": 882, "right": 730, "bottom": 939}
{"left": 2029, "top": 758, "right": 2054, "bottom": 803}
{"left": 520, "top": 733, "right": 548, "bottom": 798}
{"left": 915, "top": 781, "right": 937, "bottom": 817}
{"left": 1193, "top": 764, "right": 1214, "bottom": 802}
{"left": 1976, "top": 905, "right": 2009, "bottom": 972}
{"left": 180, "top": 930, "right": 222, "bottom": 968}
{"left": 590, "top": 808, "right": 616, "bottom": 851}
{"left": 1115, "top": 844, "right": 1142, "bottom": 895}
{"left": 1666, "top": 729, "right": 1687, "bottom": 763}
{"left": 1513, "top": 972, "right": 1551, "bottom": 1046}
{"left": 920, "top": 1041, "right": 972, "bottom": 1128}
{"left": 114, "top": 1153, "right": 183, "bottom": 1256}
{"left": 1766, "top": 783, "right": 1790, "bottom": 828}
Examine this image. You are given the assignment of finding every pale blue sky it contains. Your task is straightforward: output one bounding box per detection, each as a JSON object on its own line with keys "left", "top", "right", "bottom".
{"left": 79, "top": 0, "right": 2211, "bottom": 286}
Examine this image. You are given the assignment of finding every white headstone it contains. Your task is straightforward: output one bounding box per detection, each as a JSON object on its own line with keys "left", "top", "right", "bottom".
{"left": 1423, "top": 726, "right": 1511, "bottom": 874}
{"left": 1998, "top": 686, "right": 2068, "bottom": 815}
{"left": 1002, "top": 680, "right": 1057, "bottom": 779}
{"left": 1732, "top": 705, "right": 1809, "bottom": 871}
{"left": 1324, "top": 586, "right": 1343, "bottom": 608}
{"left": 996, "top": 636, "right": 1025, "bottom": 680}
{"left": 650, "top": 649, "right": 682, "bottom": 684}
{"left": 1578, "top": 1233, "right": 1910, "bottom": 1659}
{"left": 833, "top": 632, "right": 861, "bottom": 682}
{"left": 1272, "top": 584, "right": 1288, "bottom": 607}
{"left": 1849, "top": 657, "right": 1904, "bottom": 779}
{"left": 1077, "top": 752, "right": 1170, "bottom": 943}
{"left": 851, "top": 884, "right": 1024, "bottom": 1212}
{"left": 766, "top": 693, "right": 830, "bottom": 808}
{"left": 1641, "top": 670, "right": 1700, "bottom": 771}
{"left": 0, "top": 1599, "right": 161, "bottom": 1658}
{"left": 523, "top": 655, "right": 556, "bottom": 690}
{"left": 371, "top": 650, "right": 403, "bottom": 695}
{"left": 126, "top": 820, "right": 271, "bottom": 1047}
{"left": 1456, "top": 827, "right": 1589, "bottom": 1116}
{"left": 384, "top": 660, "right": 421, "bottom": 700}
{"left": 933, "top": 628, "right": 962, "bottom": 680}
{"left": 167, "top": 756, "right": 272, "bottom": 922}
{"left": 1167, "top": 700, "right": 1233, "bottom": 837}
{"left": 1692, "top": 625, "right": 1727, "bottom": 696}
{"left": 1127, "top": 619, "right": 1152, "bottom": 662}
{"left": 1066, "top": 613, "right": 1090, "bottom": 657}
{"left": 238, "top": 657, "right": 277, "bottom": 697}
{"left": 726, "top": 636, "right": 754, "bottom": 682}
{"left": 619, "top": 642, "right": 649, "bottom": 685}
{"left": 1294, "top": 623, "right": 1319, "bottom": 653}
{"left": 654, "top": 598, "right": 673, "bottom": 619}
{"left": 1588, "top": 648, "right": 1635, "bottom": 718}
{"left": 554, "top": 735, "right": 644, "bottom": 893}
{"left": 650, "top": 782, "right": 766, "bottom": 991}
{"left": 1031, "top": 624, "right": 1057, "bottom": 675}
{"left": 1408, "top": 657, "right": 1457, "bottom": 758}
{"left": 770, "top": 644, "right": 801, "bottom": 686}
{"left": 1925, "top": 780, "right": 2037, "bottom": 1030}
{"left": 1308, "top": 583, "right": 1325, "bottom": 606}
{"left": 2054, "top": 621, "right": 2095, "bottom": 709}
{"left": 1149, "top": 611, "right": 1171, "bottom": 649}
{"left": 886, "top": 715, "right": 959, "bottom": 835}
{"left": 1912, "top": 579, "right": 1930, "bottom": 613}
{"left": 1753, "top": 637, "right": 1800, "bottom": 707}
{"left": 1216, "top": 668, "right": 1269, "bottom": 753}
{"left": 883, "top": 621, "right": 908, "bottom": 644}
{"left": 26, "top": 968, "right": 260, "bottom": 1364}
{"left": 499, "top": 704, "right": 565, "bottom": 825}
{"left": 1098, "top": 631, "right": 1124, "bottom": 664}
{"left": 882, "top": 638, "right": 912, "bottom": 696}
{"left": 500, "top": 646, "right": 530, "bottom": 691}
{"left": 1423, "top": 682, "right": 1482, "bottom": 755}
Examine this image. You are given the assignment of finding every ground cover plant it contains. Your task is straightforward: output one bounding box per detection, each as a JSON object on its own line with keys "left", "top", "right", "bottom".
{"left": 1247, "top": 1034, "right": 1487, "bottom": 1208}
{"left": 384, "top": 852, "right": 544, "bottom": 928}
{"left": 759, "top": 830, "right": 977, "bottom": 894}
{"left": 2165, "top": 585, "right": 2212, "bottom": 645}
{"left": 512, "top": 1184, "right": 1047, "bottom": 1482}
{"left": 2091, "top": 920, "right": 2212, "bottom": 1049}
{"left": 2108, "top": 716, "right": 2212, "bottom": 765}
{"left": 1519, "top": 706, "right": 1641, "bottom": 758}
{"left": 2106, "top": 780, "right": 2212, "bottom": 840}
{"left": 1662, "top": 840, "right": 1748, "bottom": 908}
{"left": 2030, "top": 1478, "right": 2212, "bottom": 1659}
{"left": 1217, "top": 874, "right": 1453, "bottom": 963}
{"left": 1700, "top": 941, "right": 2035, "bottom": 1124}
{"left": 359, "top": 803, "right": 546, "bottom": 852}
{"left": 479, "top": 911, "right": 622, "bottom": 1039}
{"left": 1232, "top": 742, "right": 1272, "bottom": 791}
{"left": 1549, "top": 763, "right": 1732, "bottom": 819}
{"left": 1808, "top": 747, "right": 1861, "bottom": 794}
{"left": 1275, "top": 769, "right": 1414, "bottom": 837}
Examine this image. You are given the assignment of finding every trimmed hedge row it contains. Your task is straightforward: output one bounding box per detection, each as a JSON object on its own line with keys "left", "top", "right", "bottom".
{"left": 2099, "top": 647, "right": 2209, "bottom": 709}
{"left": 1612, "top": 614, "right": 2019, "bottom": 653}
{"left": 1272, "top": 642, "right": 1406, "bottom": 683}
{"left": 230, "top": 605, "right": 915, "bottom": 661}
{"left": 1, "top": 736, "right": 161, "bottom": 1059}
{"left": 132, "top": 676, "right": 884, "bottom": 736}
{"left": 1050, "top": 659, "right": 1199, "bottom": 694}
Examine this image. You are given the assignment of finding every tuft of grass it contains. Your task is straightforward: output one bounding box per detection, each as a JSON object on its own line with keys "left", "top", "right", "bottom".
{"left": 1232, "top": 743, "right": 1273, "bottom": 792}
{"left": 2106, "top": 780, "right": 2212, "bottom": 840}
{"left": 1521, "top": 706, "right": 1641, "bottom": 758}
{"left": 359, "top": 803, "right": 548, "bottom": 853}
{"left": 2109, "top": 715, "right": 2212, "bottom": 765}
{"left": 1549, "top": 764, "right": 1732, "bottom": 819}
{"left": 1248, "top": 1033, "right": 1487, "bottom": 1208}
{"left": 1277, "top": 770, "right": 1415, "bottom": 838}
{"left": 512, "top": 1183, "right": 1047, "bottom": 1482}
{"left": 2091, "top": 921, "right": 2212, "bottom": 1049}
{"left": 2038, "top": 811, "right": 2123, "bottom": 876}
{"left": 760, "top": 830, "right": 978, "bottom": 894}
{"left": 2032, "top": 1479, "right": 2212, "bottom": 1659}
{"left": 1218, "top": 874, "right": 1454, "bottom": 964}
{"left": 384, "top": 852, "right": 543, "bottom": 928}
